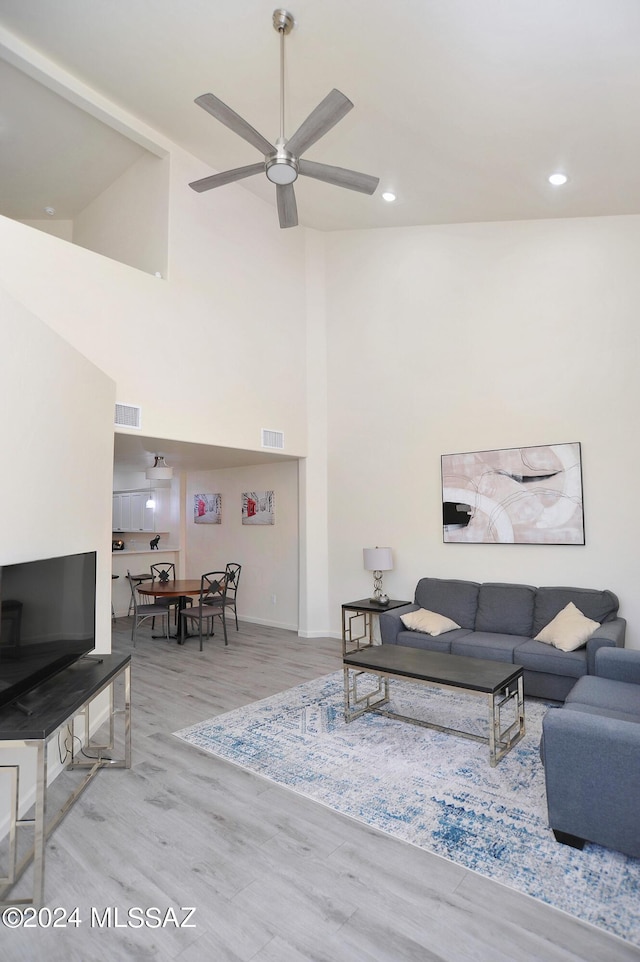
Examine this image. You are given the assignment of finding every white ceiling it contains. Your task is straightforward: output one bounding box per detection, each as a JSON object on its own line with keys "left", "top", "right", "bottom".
{"left": 2, "top": 0, "right": 640, "bottom": 232}
{"left": 0, "top": 59, "right": 148, "bottom": 221}
{"left": 113, "top": 434, "right": 297, "bottom": 475}
{"left": 4, "top": 0, "right": 640, "bottom": 473}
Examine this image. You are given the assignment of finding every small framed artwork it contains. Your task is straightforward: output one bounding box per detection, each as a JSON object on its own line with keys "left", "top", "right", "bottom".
{"left": 242, "top": 490, "right": 275, "bottom": 525}
{"left": 193, "top": 493, "right": 222, "bottom": 524}
{"left": 441, "top": 442, "right": 584, "bottom": 545}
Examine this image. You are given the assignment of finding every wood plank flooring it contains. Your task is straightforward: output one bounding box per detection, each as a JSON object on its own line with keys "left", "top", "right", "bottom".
{"left": 2, "top": 618, "right": 638, "bottom": 962}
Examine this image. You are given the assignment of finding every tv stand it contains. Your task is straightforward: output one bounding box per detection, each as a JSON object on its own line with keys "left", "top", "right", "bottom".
{"left": 0, "top": 654, "right": 131, "bottom": 907}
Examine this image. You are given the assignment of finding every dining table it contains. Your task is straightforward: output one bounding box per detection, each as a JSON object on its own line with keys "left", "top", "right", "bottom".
{"left": 137, "top": 579, "right": 202, "bottom": 644}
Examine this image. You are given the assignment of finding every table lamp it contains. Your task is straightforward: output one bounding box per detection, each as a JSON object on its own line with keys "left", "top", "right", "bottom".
{"left": 363, "top": 547, "right": 393, "bottom": 605}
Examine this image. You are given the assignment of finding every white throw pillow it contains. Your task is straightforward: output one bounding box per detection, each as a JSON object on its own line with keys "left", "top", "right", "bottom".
{"left": 400, "top": 608, "right": 460, "bottom": 636}
{"left": 534, "top": 602, "right": 600, "bottom": 652}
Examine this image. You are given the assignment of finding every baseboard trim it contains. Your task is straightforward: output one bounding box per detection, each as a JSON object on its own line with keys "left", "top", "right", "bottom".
{"left": 298, "top": 630, "right": 341, "bottom": 639}
{"left": 240, "top": 615, "right": 299, "bottom": 632}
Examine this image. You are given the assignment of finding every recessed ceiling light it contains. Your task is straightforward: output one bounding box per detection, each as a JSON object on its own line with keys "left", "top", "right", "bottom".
{"left": 382, "top": 191, "right": 396, "bottom": 203}
{"left": 44, "top": 206, "right": 56, "bottom": 216}
{"left": 548, "top": 173, "right": 568, "bottom": 186}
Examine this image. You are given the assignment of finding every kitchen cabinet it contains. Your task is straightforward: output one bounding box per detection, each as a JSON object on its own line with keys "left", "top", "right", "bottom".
{"left": 112, "top": 491, "right": 155, "bottom": 532}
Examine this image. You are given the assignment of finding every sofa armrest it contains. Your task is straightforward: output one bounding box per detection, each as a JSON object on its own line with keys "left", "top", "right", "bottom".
{"left": 541, "top": 706, "right": 640, "bottom": 857}
{"left": 595, "top": 646, "right": 640, "bottom": 684}
{"left": 379, "top": 604, "right": 417, "bottom": 645}
{"left": 586, "top": 617, "right": 626, "bottom": 674}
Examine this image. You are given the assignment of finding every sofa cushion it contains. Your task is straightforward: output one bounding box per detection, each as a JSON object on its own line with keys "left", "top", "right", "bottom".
{"left": 561, "top": 703, "right": 640, "bottom": 724}
{"left": 414, "top": 578, "right": 479, "bottom": 630}
{"left": 396, "top": 629, "right": 452, "bottom": 653}
{"left": 451, "top": 631, "right": 528, "bottom": 663}
{"left": 534, "top": 602, "right": 600, "bottom": 652}
{"left": 514, "top": 639, "right": 588, "bottom": 679}
{"left": 475, "top": 583, "right": 536, "bottom": 636}
{"left": 565, "top": 675, "right": 640, "bottom": 718}
{"left": 400, "top": 608, "right": 460, "bottom": 636}
{"left": 396, "top": 628, "right": 471, "bottom": 654}
{"left": 532, "top": 586, "right": 618, "bottom": 635}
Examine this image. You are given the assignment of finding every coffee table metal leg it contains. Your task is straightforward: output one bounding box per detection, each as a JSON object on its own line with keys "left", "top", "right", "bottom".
{"left": 489, "top": 674, "right": 525, "bottom": 766}
{"left": 343, "top": 667, "right": 389, "bottom": 722}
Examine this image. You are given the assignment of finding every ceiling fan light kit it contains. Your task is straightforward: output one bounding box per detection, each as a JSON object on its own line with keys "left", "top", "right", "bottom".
{"left": 189, "top": 8, "right": 379, "bottom": 228}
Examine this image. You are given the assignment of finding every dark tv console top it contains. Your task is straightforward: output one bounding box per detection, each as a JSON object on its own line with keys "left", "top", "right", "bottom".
{"left": 0, "top": 654, "right": 130, "bottom": 741}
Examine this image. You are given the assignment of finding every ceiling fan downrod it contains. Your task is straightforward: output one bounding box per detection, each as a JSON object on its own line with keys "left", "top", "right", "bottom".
{"left": 273, "top": 9, "right": 294, "bottom": 143}
{"left": 267, "top": 9, "right": 298, "bottom": 185}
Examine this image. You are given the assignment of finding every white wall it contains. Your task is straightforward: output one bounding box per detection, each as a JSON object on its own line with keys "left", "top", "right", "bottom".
{"left": 0, "top": 288, "right": 115, "bottom": 645}
{"left": 73, "top": 152, "right": 169, "bottom": 276}
{"left": 0, "top": 140, "right": 308, "bottom": 459}
{"left": 323, "top": 215, "right": 640, "bottom": 646}
{"left": 185, "top": 459, "right": 299, "bottom": 630}
{"left": 18, "top": 218, "right": 73, "bottom": 241}
{"left": 0, "top": 285, "right": 115, "bottom": 820}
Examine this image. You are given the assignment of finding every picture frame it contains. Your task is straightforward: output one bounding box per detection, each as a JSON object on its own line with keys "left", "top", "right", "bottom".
{"left": 193, "top": 493, "right": 222, "bottom": 524}
{"left": 242, "top": 490, "right": 275, "bottom": 525}
{"left": 441, "top": 442, "right": 584, "bottom": 544}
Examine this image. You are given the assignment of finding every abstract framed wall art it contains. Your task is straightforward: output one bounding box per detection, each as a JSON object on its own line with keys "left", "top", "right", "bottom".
{"left": 193, "top": 493, "right": 222, "bottom": 524}
{"left": 441, "top": 442, "right": 584, "bottom": 544}
{"left": 242, "top": 490, "right": 275, "bottom": 525}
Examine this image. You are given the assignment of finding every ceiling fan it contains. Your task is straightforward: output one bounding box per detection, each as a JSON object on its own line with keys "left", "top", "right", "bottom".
{"left": 189, "top": 8, "right": 379, "bottom": 228}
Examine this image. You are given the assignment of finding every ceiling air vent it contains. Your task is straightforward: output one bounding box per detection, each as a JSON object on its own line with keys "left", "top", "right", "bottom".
{"left": 115, "top": 403, "right": 142, "bottom": 429}
{"left": 261, "top": 428, "right": 284, "bottom": 450}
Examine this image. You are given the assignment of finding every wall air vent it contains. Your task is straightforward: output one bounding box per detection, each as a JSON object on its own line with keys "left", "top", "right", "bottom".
{"left": 261, "top": 428, "right": 284, "bottom": 450}
{"left": 115, "top": 403, "right": 142, "bottom": 429}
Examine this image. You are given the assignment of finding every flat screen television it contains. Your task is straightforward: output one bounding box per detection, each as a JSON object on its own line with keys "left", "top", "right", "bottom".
{"left": 0, "top": 550, "right": 96, "bottom": 712}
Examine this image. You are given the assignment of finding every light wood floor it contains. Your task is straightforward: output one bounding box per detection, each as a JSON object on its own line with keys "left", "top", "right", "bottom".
{"left": 3, "top": 617, "right": 639, "bottom": 962}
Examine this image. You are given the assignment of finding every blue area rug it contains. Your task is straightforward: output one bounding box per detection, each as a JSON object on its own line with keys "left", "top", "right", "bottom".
{"left": 175, "top": 671, "right": 640, "bottom": 945}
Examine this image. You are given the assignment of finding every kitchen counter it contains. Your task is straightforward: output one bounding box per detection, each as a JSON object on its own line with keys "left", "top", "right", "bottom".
{"left": 112, "top": 548, "right": 180, "bottom": 555}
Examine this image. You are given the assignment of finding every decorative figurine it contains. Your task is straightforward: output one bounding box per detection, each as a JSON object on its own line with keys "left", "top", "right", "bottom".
{"left": 150, "top": 535, "right": 160, "bottom": 550}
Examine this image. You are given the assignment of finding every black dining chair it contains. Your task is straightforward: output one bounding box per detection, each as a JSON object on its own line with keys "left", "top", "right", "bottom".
{"left": 127, "top": 571, "right": 154, "bottom": 616}
{"left": 126, "top": 573, "right": 169, "bottom": 646}
{"left": 179, "top": 571, "right": 228, "bottom": 651}
{"left": 223, "top": 562, "right": 242, "bottom": 629}
{"left": 150, "top": 562, "right": 192, "bottom": 625}
{"left": 205, "top": 563, "right": 242, "bottom": 630}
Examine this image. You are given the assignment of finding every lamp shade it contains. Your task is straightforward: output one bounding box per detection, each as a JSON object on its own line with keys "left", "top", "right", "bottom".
{"left": 145, "top": 455, "right": 173, "bottom": 481}
{"left": 363, "top": 547, "right": 393, "bottom": 572}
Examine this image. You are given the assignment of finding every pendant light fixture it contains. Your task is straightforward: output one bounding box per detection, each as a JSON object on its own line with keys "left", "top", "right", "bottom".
{"left": 145, "top": 455, "right": 173, "bottom": 481}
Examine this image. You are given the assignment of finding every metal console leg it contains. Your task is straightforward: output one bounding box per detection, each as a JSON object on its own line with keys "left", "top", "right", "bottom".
{"left": 0, "top": 765, "right": 18, "bottom": 886}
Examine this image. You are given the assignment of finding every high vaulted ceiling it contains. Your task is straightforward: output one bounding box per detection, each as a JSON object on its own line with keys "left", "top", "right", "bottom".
{"left": 1, "top": 0, "right": 640, "bottom": 232}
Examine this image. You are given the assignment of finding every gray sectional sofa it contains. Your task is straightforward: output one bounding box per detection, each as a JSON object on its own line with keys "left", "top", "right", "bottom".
{"left": 378, "top": 577, "right": 626, "bottom": 701}
{"left": 541, "top": 647, "right": 640, "bottom": 857}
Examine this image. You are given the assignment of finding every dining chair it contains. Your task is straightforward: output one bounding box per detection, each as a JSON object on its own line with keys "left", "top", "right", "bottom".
{"left": 150, "top": 562, "right": 191, "bottom": 625}
{"left": 126, "top": 572, "right": 169, "bottom": 646}
{"left": 111, "top": 574, "right": 119, "bottom": 623}
{"left": 223, "top": 562, "right": 242, "bottom": 630}
{"left": 204, "top": 562, "right": 241, "bottom": 630}
{"left": 179, "top": 571, "right": 228, "bottom": 651}
{"left": 127, "top": 571, "right": 154, "bottom": 616}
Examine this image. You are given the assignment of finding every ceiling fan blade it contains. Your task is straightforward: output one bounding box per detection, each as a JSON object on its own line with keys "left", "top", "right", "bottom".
{"left": 189, "top": 163, "right": 264, "bottom": 192}
{"left": 298, "top": 159, "right": 379, "bottom": 195}
{"left": 195, "top": 93, "right": 274, "bottom": 155}
{"left": 276, "top": 183, "right": 298, "bottom": 228}
{"left": 285, "top": 89, "right": 353, "bottom": 158}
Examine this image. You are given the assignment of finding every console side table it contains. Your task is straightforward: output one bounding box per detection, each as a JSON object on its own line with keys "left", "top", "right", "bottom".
{"left": 341, "top": 598, "right": 411, "bottom": 655}
{"left": 0, "top": 654, "right": 131, "bottom": 908}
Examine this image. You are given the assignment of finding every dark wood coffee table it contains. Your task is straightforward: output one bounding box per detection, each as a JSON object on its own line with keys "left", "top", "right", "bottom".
{"left": 343, "top": 645, "right": 525, "bottom": 766}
